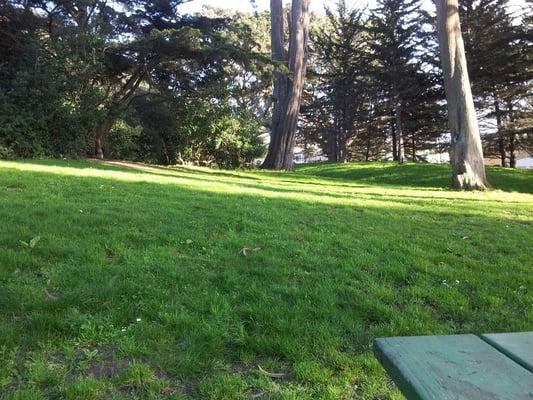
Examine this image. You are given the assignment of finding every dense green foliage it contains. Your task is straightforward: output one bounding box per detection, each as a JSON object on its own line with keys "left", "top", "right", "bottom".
{"left": 1, "top": 0, "right": 529, "bottom": 167}
{"left": 299, "top": 0, "right": 530, "bottom": 164}
{"left": 1, "top": 159, "right": 532, "bottom": 398}
{"left": 460, "top": 0, "right": 532, "bottom": 166}
{"left": 0, "top": 1, "right": 269, "bottom": 166}
{"left": 1, "top": 1, "right": 531, "bottom": 397}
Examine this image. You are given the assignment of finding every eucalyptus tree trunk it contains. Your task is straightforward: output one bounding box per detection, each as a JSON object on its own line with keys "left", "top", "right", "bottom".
{"left": 262, "top": 0, "right": 311, "bottom": 170}
{"left": 435, "top": 0, "right": 488, "bottom": 190}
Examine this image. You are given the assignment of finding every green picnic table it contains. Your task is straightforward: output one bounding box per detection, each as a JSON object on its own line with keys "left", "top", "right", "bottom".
{"left": 374, "top": 332, "right": 533, "bottom": 400}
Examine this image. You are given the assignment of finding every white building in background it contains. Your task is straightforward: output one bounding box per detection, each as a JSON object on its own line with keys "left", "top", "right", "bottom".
{"left": 293, "top": 145, "right": 328, "bottom": 164}
{"left": 516, "top": 155, "right": 533, "bottom": 169}
{"left": 485, "top": 151, "right": 533, "bottom": 169}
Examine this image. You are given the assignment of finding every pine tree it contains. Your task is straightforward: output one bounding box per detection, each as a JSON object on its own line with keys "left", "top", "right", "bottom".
{"left": 460, "top": 0, "right": 532, "bottom": 167}
{"left": 301, "top": 0, "right": 371, "bottom": 162}
{"left": 367, "top": 0, "right": 426, "bottom": 163}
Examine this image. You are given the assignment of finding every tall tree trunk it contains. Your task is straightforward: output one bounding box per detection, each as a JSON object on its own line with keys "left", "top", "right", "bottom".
{"left": 507, "top": 101, "right": 516, "bottom": 168}
{"left": 339, "top": 140, "right": 347, "bottom": 163}
{"left": 92, "top": 115, "right": 116, "bottom": 159}
{"left": 411, "top": 135, "right": 416, "bottom": 161}
{"left": 391, "top": 121, "right": 398, "bottom": 161}
{"left": 262, "top": 0, "right": 310, "bottom": 170}
{"left": 394, "top": 100, "right": 405, "bottom": 163}
{"left": 509, "top": 132, "right": 516, "bottom": 168}
{"left": 493, "top": 95, "right": 507, "bottom": 167}
{"left": 394, "top": 90, "right": 405, "bottom": 164}
{"left": 327, "top": 128, "right": 337, "bottom": 161}
{"left": 435, "top": 0, "right": 488, "bottom": 190}
{"left": 263, "top": 0, "right": 288, "bottom": 168}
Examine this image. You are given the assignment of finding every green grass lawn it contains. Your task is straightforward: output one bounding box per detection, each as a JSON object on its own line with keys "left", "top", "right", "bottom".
{"left": 1, "top": 159, "right": 532, "bottom": 399}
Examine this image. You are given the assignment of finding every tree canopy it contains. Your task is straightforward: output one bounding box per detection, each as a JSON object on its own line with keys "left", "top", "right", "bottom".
{"left": 0, "top": 0, "right": 531, "bottom": 173}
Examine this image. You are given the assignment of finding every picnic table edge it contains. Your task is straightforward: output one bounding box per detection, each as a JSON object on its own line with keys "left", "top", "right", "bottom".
{"left": 373, "top": 334, "right": 533, "bottom": 400}
{"left": 480, "top": 333, "right": 533, "bottom": 373}
{"left": 373, "top": 337, "right": 427, "bottom": 400}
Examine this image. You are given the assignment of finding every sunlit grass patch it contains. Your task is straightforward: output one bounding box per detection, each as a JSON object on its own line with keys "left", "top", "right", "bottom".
{"left": 0, "top": 159, "right": 532, "bottom": 399}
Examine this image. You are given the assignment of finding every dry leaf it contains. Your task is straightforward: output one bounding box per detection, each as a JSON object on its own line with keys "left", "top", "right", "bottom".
{"left": 44, "top": 288, "right": 59, "bottom": 301}
{"left": 240, "top": 247, "right": 261, "bottom": 256}
{"left": 257, "top": 365, "right": 285, "bottom": 378}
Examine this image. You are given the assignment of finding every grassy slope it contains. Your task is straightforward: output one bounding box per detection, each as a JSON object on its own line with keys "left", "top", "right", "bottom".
{"left": 0, "top": 160, "right": 532, "bottom": 399}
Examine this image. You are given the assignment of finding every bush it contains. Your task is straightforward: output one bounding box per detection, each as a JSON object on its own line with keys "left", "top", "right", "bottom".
{"left": 0, "top": 144, "right": 15, "bottom": 160}
{"left": 107, "top": 120, "right": 143, "bottom": 161}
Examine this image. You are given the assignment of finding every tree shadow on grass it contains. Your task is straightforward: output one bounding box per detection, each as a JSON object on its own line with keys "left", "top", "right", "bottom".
{"left": 14, "top": 159, "right": 533, "bottom": 194}
{"left": 0, "top": 165, "right": 532, "bottom": 397}
{"left": 296, "top": 162, "right": 533, "bottom": 194}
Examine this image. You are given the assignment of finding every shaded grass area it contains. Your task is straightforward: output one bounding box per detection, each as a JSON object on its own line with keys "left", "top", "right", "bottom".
{"left": 0, "top": 160, "right": 532, "bottom": 399}
{"left": 296, "top": 162, "right": 533, "bottom": 194}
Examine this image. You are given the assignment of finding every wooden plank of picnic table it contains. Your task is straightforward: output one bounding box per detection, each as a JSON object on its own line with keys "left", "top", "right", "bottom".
{"left": 374, "top": 334, "right": 533, "bottom": 400}
{"left": 481, "top": 332, "right": 533, "bottom": 373}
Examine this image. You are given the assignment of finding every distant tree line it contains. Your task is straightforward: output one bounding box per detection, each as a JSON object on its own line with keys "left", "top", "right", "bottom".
{"left": 0, "top": 0, "right": 531, "bottom": 171}
{"left": 299, "top": 0, "right": 531, "bottom": 168}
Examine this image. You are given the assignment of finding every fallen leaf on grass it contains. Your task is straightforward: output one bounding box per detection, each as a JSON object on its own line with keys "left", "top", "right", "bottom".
{"left": 240, "top": 247, "right": 262, "bottom": 256}
{"left": 20, "top": 236, "right": 41, "bottom": 249}
{"left": 257, "top": 365, "right": 285, "bottom": 378}
{"left": 44, "top": 288, "right": 59, "bottom": 301}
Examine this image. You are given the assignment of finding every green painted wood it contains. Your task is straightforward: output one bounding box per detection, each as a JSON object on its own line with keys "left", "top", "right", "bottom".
{"left": 374, "top": 334, "right": 533, "bottom": 400}
{"left": 481, "top": 332, "right": 533, "bottom": 373}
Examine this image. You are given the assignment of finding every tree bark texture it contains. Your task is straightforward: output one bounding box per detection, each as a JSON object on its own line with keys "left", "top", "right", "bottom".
{"left": 435, "top": 0, "right": 488, "bottom": 190}
{"left": 262, "top": 0, "right": 311, "bottom": 170}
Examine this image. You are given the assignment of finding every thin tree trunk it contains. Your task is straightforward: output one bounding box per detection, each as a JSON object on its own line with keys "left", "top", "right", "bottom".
{"left": 391, "top": 121, "right": 398, "bottom": 161}
{"left": 394, "top": 90, "right": 405, "bottom": 164}
{"left": 339, "top": 140, "right": 347, "bottom": 163}
{"left": 509, "top": 133, "right": 516, "bottom": 168}
{"left": 92, "top": 116, "right": 116, "bottom": 159}
{"left": 435, "top": 0, "right": 488, "bottom": 190}
{"left": 493, "top": 95, "right": 507, "bottom": 167}
{"left": 507, "top": 101, "right": 516, "bottom": 168}
{"left": 394, "top": 99, "right": 405, "bottom": 163}
{"left": 262, "top": 0, "right": 310, "bottom": 170}
{"left": 327, "top": 128, "right": 337, "bottom": 161}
